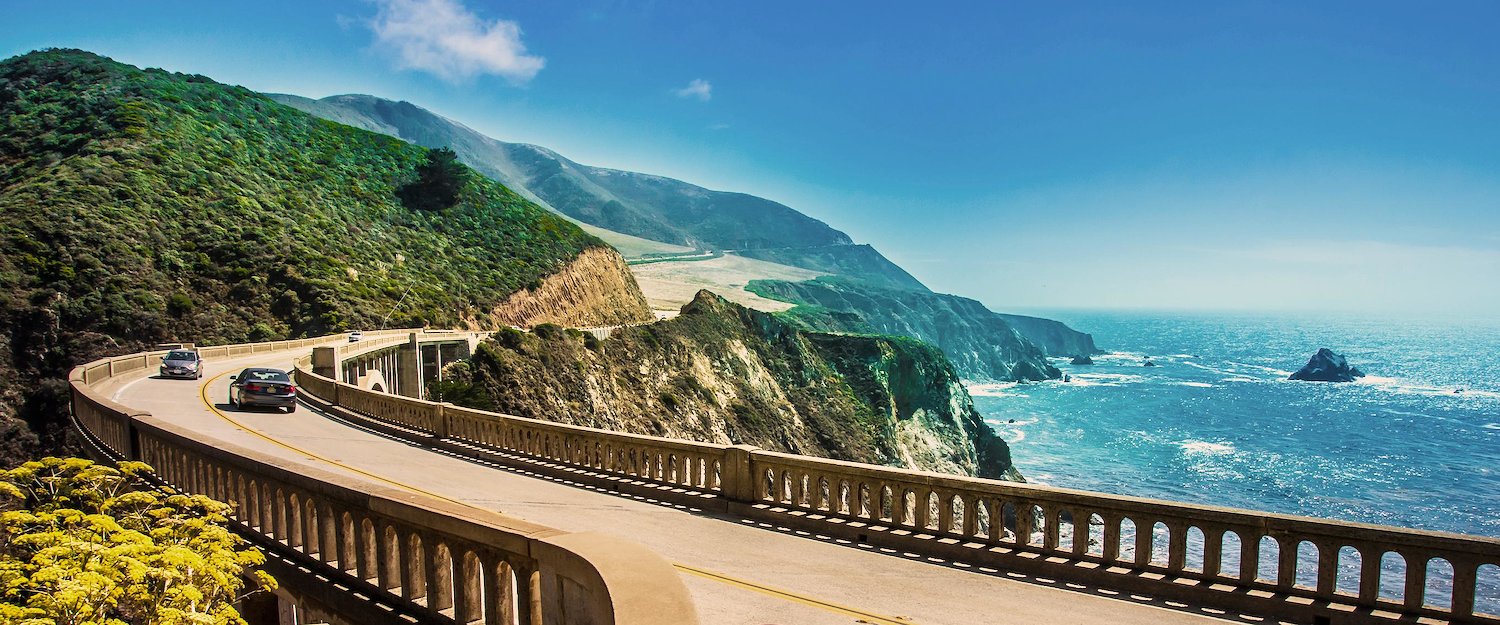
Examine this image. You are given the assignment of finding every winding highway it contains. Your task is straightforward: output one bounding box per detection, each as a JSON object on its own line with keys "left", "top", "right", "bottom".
{"left": 99, "top": 343, "right": 1268, "bottom": 625}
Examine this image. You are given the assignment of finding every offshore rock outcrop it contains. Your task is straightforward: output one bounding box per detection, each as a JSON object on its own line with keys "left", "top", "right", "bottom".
{"left": 449, "top": 291, "right": 1020, "bottom": 479}
{"left": 485, "top": 247, "right": 653, "bottom": 328}
{"left": 1289, "top": 348, "right": 1365, "bottom": 382}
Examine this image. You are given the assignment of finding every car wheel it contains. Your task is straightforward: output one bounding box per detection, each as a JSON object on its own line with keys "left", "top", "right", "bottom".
{"left": 229, "top": 392, "right": 238, "bottom": 407}
{"left": 285, "top": 405, "right": 296, "bottom": 414}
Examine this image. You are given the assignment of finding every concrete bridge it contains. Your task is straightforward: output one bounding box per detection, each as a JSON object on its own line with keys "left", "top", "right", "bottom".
{"left": 68, "top": 329, "right": 1500, "bottom": 625}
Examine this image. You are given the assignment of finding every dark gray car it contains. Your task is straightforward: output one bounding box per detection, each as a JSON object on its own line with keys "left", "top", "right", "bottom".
{"left": 229, "top": 368, "right": 297, "bottom": 412}
{"left": 159, "top": 349, "right": 203, "bottom": 379}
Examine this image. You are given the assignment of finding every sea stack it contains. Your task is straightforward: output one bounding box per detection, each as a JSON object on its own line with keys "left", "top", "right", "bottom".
{"left": 1289, "top": 348, "right": 1366, "bottom": 382}
{"left": 1071, "top": 355, "right": 1094, "bottom": 365}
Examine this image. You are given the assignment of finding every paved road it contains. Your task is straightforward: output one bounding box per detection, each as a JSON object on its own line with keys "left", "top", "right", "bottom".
{"left": 104, "top": 346, "right": 1276, "bottom": 625}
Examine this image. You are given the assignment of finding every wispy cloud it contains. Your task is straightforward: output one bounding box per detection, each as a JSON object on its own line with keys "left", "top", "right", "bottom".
{"left": 369, "top": 0, "right": 544, "bottom": 84}
{"left": 674, "top": 78, "right": 712, "bottom": 101}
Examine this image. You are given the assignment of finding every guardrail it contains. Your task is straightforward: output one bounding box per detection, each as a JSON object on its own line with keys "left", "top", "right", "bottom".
{"left": 299, "top": 336, "right": 1500, "bottom": 625}
{"left": 69, "top": 333, "right": 698, "bottom": 625}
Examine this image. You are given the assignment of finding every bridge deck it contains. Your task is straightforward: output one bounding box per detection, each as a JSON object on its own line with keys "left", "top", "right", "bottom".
{"left": 106, "top": 345, "right": 1274, "bottom": 625}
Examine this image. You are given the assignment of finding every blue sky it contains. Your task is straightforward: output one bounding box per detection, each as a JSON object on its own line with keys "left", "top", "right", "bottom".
{"left": 5, "top": 1, "right": 1498, "bottom": 315}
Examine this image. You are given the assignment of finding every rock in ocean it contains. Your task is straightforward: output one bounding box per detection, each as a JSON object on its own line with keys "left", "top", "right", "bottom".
{"left": 1289, "top": 348, "right": 1366, "bottom": 382}
{"left": 1071, "top": 355, "right": 1094, "bottom": 365}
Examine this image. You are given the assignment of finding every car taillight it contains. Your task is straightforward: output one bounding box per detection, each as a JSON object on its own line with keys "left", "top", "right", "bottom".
{"left": 287, "top": 385, "right": 297, "bottom": 394}
{"left": 245, "top": 383, "right": 264, "bottom": 392}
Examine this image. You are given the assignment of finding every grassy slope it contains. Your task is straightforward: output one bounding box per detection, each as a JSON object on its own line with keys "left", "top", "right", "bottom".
{"left": 0, "top": 49, "right": 603, "bottom": 462}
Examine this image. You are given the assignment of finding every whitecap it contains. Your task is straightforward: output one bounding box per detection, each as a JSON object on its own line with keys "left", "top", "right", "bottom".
{"left": 1229, "top": 362, "right": 1295, "bottom": 376}
{"left": 1173, "top": 381, "right": 1215, "bottom": 388}
{"left": 1485, "top": 423, "right": 1500, "bottom": 431}
{"left": 1179, "top": 440, "right": 1236, "bottom": 455}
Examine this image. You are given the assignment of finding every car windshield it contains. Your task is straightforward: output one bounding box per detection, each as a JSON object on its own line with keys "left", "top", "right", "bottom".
{"left": 243, "top": 370, "right": 290, "bottom": 382}
{"left": 167, "top": 351, "right": 197, "bottom": 361}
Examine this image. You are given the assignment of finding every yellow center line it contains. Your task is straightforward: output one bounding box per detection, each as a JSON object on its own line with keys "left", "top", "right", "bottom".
{"left": 674, "top": 563, "right": 915, "bottom": 625}
{"left": 194, "top": 362, "right": 921, "bottom": 625}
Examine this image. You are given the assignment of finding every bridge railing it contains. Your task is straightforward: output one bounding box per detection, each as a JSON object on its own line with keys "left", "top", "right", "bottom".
{"left": 70, "top": 334, "right": 699, "bottom": 625}
{"left": 295, "top": 336, "right": 1500, "bottom": 625}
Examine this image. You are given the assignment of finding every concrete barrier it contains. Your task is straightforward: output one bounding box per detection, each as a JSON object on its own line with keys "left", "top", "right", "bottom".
{"left": 70, "top": 332, "right": 699, "bottom": 625}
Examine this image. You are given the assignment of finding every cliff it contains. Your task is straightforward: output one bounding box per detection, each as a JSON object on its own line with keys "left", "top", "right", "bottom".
{"left": 445, "top": 291, "right": 1020, "bottom": 479}
{"left": 484, "top": 247, "right": 653, "bottom": 328}
{"left": 992, "top": 313, "right": 1100, "bottom": 357}
{"left": 746, "top": 277, "right": 1062, "bottom": 381}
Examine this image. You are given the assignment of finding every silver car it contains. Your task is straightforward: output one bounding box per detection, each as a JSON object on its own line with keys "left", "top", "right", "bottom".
{"left": 159, "top": 349, "right": 203, "bottom": 379}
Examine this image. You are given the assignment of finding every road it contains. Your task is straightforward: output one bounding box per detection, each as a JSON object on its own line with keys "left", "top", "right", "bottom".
{"left": 102, "top": 344, "right": 1277, "bottom": 625}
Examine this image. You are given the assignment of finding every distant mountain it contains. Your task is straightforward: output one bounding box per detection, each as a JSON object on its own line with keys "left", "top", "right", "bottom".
{"left": 271, "top": 94, "right": 854, "bottom": 251}
{"left": 747, "top": 277, "right": 1076, "bottom": 381}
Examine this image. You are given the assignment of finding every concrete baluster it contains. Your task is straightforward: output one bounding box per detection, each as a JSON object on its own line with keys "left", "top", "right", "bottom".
{"left": 1042, "top": 505, "right": 1060, "bottom": 551}
{"left": 1073, "top": 510, "right": 1091, "bottom": 557}
{"left": 1167, "top": 523, "right": 1187, "bottom": 571}
{"left": 402, "top": 531, "right": 428, "bottom": 602}
{"left": 425, "top": 537, "right": 454, "bottom": 615}
{"left": 938, "top": 492, "right": 955, "bottom": 534}
{"left": 356, "top": 517, "right": 378, "bottom": 583}
{"left": 336, "top": 509, "right": 357, "bottom": 573}
{"left": 1315, "top": 540, "right": 1339, "bottom": 597}
{"left": 1016, "top": 502, "right": 1034, "bottom": 547}
{"left": 1401, "top": 551, "right": 1429, "bottom": 611}
{"left": 1356, "top": 545, "right": 1383, "bottom": 606}
{"left": 1101, "top": 514, "right": 1121, "bottom": 562}
{"left": 1449, "top": 557, "right": 1477, "bottom": 619}
{"left": 1134, "top": 519, "right": 1153, "bottom": 566}
{"left": 914, "top": 488, "right": 932, "bottom": 530}
{"left": 483, "top": 556, "right": 516, "bottom": 625}
{"left": 319, "top": 503, "right": 339, "bottom": 566}
{"left": 453, "top": 549, "right": 484, "bottom": 625}
{"left": 1201, "top": 527, "right": 1224, "bottom": 577}
{"left": 1277, "top": 537, "right": 1298, "bottom": 589}
{"left": 377, "top": 522, "right": 402, "bottom": 594}
{"left": 1238, "top": 531, "right": 1261, "bottom": 583}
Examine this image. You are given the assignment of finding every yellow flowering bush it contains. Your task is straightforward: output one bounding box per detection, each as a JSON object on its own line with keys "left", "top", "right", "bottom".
{"left": 0, "top": 457, "right": 275, "bottom": 625}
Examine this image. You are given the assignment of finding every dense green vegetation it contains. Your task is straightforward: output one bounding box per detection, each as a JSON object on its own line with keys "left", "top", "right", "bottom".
{"left": 0, "top": 457, "right": 272, "bottom": 624}
{"left": 0, "top": 49, "right": 604, "bottom": 462}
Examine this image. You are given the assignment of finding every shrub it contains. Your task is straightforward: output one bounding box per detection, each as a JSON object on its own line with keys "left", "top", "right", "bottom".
{"left": 0, "top": 457, "right": 275, "bottom": 624}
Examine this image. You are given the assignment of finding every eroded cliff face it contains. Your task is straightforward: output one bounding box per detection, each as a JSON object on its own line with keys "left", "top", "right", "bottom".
{"left": 484, "top": 247, "right": 653, "bottom": 328}
{"left": 449, "top": 290, "right": 1019, "bottom": 479}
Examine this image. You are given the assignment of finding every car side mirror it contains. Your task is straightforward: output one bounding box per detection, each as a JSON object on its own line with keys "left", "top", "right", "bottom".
{"left": 229, "top": 375, "right": 237, "bottom": 380}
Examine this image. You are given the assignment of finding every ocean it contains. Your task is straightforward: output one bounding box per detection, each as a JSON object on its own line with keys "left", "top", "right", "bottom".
{"left": 971, "top": 310, "right": 1500, "bottom": 611}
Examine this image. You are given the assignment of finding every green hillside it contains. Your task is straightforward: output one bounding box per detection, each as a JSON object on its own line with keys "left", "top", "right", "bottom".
{"left": 270, "top": 94, "right": 932, "bottom": 291}
{"left": 0, "top": 49, "right": 605, "bottom": 462}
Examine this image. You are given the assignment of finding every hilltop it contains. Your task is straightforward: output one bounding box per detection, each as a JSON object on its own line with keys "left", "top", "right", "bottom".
{"left": 0, "top": 49, "right": 649, "bottom": 462}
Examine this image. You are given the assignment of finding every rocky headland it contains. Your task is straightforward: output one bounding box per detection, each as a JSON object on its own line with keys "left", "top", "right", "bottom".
{"left": 442, "top": 291, "right": 1021, "bottom": 480}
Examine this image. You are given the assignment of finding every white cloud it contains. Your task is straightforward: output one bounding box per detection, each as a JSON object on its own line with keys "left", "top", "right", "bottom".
{"left": 369, "top": 0, "right": 544, "bottom": 84}
{"left": 674, "top": 79, "right": 712, "bottom": 101}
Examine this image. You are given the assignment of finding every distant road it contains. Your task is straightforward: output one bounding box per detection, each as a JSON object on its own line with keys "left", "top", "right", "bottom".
{"left": 107, "top": 344, "right": 1241, "bottom": 625}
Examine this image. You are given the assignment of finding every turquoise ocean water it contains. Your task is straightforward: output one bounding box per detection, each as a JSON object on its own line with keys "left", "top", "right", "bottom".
{"left": 971, "top": 310, "right": 1500, "bottom": 611}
